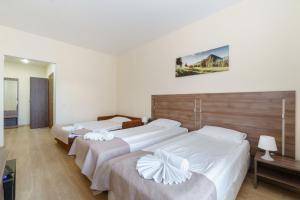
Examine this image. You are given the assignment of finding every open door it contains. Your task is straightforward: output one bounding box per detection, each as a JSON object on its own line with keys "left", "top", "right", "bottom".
{"left": 30, "top": 77, "right": 49, "bottom": 129}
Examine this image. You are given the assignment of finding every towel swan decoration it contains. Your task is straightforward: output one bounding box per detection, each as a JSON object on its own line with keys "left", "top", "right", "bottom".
{"left": 83, "top": 130, "right": 114, "bottom": 141}
{"left": 136, "top": 149, "right": 192, "bottom": 184}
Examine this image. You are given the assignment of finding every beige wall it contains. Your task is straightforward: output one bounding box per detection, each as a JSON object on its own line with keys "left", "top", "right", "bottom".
{"left": 0, "top": 26, "right": 117, "bottom": 146}
{"left": 4, "top": 61, "right": 48, "bottom": 125}
{"left": 117, "top": 0, "right": 300, "bottom": 159}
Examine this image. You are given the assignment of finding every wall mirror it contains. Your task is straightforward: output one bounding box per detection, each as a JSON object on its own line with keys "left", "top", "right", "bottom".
{"left": 4, "top": 78, "right": 19, "bottom": 128}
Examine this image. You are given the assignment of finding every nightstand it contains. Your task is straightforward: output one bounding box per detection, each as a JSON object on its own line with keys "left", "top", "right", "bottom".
{"left": 254, "top": 151, "right": 300, "bottom": 193}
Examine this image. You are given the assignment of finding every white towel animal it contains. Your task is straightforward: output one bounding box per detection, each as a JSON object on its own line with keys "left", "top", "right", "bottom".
{"left": 83, "top": 132, "right": 104, "bottom": 141}
{"left": 154, "top": 150, "right": 190, "bottom": 172}
{"left": 136, "top": 149, "right": 192, "bottom": 184}
{"left": 83, "top": 131, "right": 114, "bottom": 141}
{"left": 103, "top": 132, "right": 114, "bottom": 140}
{"left": 62, "top": 125, "right": 83, "bottom": 132}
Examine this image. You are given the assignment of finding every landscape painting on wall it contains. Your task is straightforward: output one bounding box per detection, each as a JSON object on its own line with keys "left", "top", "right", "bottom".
{"left": 176, "top": 45, "right": 229, "bottom": 77}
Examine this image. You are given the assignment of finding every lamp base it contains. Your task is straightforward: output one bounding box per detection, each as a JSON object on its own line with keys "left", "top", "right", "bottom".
{"left": 261, "top": 150, "right": 274, "bottom": 161}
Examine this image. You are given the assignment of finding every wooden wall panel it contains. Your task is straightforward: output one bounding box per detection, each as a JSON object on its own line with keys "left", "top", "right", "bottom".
{"left": 152, "top": 91, "right": 296, "bottom": 158}
{"left": 152, "top": 95, "right": 197, "bottom": 131}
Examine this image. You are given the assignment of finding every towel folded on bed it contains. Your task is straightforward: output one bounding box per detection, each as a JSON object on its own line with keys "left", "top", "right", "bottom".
{"left": 62, "top": 125, "right": 83, "bottom": 132}
{"left": 136, "top": 149, "right": 192, "bottom": 185}
{"left": 83, "top": 131, "right": 114, "bottom": 141}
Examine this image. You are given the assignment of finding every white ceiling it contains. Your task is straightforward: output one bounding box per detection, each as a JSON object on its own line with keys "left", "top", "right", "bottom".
{"left": 5, "top": 55, "right": 51, "bottom": 67}
{"left": 0, "top": 0, "right": 241, "bottom": 55}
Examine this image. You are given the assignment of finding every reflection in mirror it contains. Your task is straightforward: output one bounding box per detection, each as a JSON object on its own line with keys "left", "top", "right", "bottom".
{"left": 4, "top": 78, "right": 18, "bottom": 112}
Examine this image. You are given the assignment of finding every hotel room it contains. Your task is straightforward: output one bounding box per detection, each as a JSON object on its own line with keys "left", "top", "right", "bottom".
{"left": 0, "top": 0, "right": 299, "bottom": 200}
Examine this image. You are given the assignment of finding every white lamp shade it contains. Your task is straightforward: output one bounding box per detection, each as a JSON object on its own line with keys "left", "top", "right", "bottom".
{"left": 258, "top": 135, "right": 278, "bottom": 151}
{"left": 142, "top": 116, "right": 148, "bottom": 123}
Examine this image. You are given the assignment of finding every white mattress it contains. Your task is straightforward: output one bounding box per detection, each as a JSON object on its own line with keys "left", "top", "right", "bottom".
{"left": 144, "top": 132, "right": 250, "bottom": 200}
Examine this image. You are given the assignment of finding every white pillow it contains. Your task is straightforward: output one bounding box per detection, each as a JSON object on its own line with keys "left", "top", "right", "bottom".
{"left": 110, "top": 117, "right": 131, "bottom": 123}
{"left": 197, "top": 126, "right": 247, "bottom": 144}
{"left": 148, "top": 118, "right": 181, "bottom": 128}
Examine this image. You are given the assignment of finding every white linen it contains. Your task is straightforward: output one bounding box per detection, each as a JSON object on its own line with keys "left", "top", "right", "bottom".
{"left": 83, "top": 132, "right": 115, "bottom": 141}
{"left": 53, "top": 120, "right": 123, "bottom": 144}
{"left": 144, "top": 132, "right": 250, "bottom": 200}
{"left": 154, "top": 150, "right": 189, "bottom": 172}
{"left": 110, "top": 117, "right": 131, "bottom": 123}
{"left": 74, "top": 120, "right": 122, "bottom": 132}
{"left": 113, "top": 124, "right": 163, "bottom": 139}
{"left": 196, "top": 125, "right": 247, "bottom": 144}
{"left": 81, "top": 126, "right": 187, "bottom": 186}
{"left": 147, "top": 118, "right": 181, "bottom": 128}
{"left": 62, "top": 125, "right": 81, "bottom": 132}
{"left": 120, "top": 126, "right": 188, "bottom": 152}
{"left": 137, "top": 149, "right": 191, "bottom": 184}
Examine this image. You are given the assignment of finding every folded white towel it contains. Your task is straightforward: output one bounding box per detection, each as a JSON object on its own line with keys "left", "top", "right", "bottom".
{"left": 103, "top": 132, "right": 114, "bottom": 141}
{"left": 62, "top": 125, "right": 83, "bottom": 132}
{"left": 83, "top": 131, "right": 114, "bottom": 141}
{"left": 136, "top": 149, "right": 192, "bottom": 185}
{"left": 154, "top": 150, "right": 189, "bottom": 172}
{"left": 62, "top": 126, "right": 75, "bottom": 132}
{"left": 84, "top": 132, "right": 104, "bottom": 141}
{"left": 74, "top": 124, "right": 83, "bottom": 130}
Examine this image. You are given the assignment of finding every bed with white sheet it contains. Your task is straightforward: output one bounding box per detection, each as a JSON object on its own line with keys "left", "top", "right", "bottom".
{"left": 52, "top": 116, "right": 133, "bottom": 145}
{"left": 105, "top": 126, "right": 250, "bottom": 200}
{"left": 68, "top": 119, "right": 188, "bottom": 189}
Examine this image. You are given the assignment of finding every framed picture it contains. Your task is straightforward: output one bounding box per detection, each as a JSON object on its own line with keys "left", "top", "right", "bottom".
{"left": 176, "top": 45, "right": 229, "bottom": 77}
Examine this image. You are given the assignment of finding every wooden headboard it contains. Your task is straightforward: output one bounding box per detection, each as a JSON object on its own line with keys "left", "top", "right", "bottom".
{"left": 152, "top": 91, "right": 296, "bottom": 158}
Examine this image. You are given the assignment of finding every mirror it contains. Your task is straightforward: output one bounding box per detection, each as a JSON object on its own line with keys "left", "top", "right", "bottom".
{"left": 4, "top": 78, "right": 18, "bottom": 112}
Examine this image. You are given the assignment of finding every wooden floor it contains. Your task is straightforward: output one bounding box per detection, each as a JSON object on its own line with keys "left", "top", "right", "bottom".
{"left": 4, "top": 126, "right": 300, "bottom": 200}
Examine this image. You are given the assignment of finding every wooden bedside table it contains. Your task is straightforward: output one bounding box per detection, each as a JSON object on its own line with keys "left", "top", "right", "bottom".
{"left": 254, "top": 151, "right": 300, "bottom": 192}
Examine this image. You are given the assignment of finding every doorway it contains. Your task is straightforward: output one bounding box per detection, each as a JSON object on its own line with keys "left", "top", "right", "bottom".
{"left": 3, "top": 55, "right": 56, "bottom": 129}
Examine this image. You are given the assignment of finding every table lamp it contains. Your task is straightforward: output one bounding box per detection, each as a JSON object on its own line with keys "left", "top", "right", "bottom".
{"left": 258, "top": 135, "right": 278, "bottom": 161}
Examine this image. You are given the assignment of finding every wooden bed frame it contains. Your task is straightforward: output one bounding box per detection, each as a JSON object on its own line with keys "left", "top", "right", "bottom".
{"left": 56, "top": 115, "right": 143, "bottom": 150}
{"left": 97, "top": 114, "right": 143, "bottom": 129}
{"left": 152, "top": 91, "right": 296, "bottom": 159}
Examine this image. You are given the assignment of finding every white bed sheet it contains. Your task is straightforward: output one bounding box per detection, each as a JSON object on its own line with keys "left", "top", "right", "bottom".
{"left": 52, "top": 120, "right": 123, "bottom": 144}
{"left": 144, "top": 132, "right": 250, "bottom": 200}
{"left": 114, "top": 124, "right": 164, "bottom": 139}
{"left": 74, "top": 120, "right": 122, "bottom": 132}
{"left": 81, "top": 126, "right": 187, "bottom": 182}
{"left": 125, "top": 126, "right": 188, "bottom": 152}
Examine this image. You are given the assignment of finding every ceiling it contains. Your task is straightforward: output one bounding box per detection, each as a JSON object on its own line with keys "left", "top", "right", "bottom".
{"left": 0, "top": 0, "right": 241, "bottom": 55}
{"left": 5, "top": 55, "right": 51, "bottom": 67}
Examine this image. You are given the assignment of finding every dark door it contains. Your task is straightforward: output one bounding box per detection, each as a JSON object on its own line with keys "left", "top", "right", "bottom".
{"left": 30, "top": 77, "right": 49, "bottom": 129}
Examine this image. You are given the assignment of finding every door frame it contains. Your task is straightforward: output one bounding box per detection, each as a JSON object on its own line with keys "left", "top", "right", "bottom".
{"left": 0, "top": 54, "right": 56, "bottom": 145}
{"left": 48, "top": 73, "right": 54, "bottom": 128}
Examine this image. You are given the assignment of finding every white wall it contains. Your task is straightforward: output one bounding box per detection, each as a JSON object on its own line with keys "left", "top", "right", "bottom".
{"left": 4, "top": 61, "right": 48, "bottom": 125}
{"left": 117, "top": 0, "right": 300, "bottom": 159}
{"left": 0, "top": 26, "right": 117, "bottom": 146}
